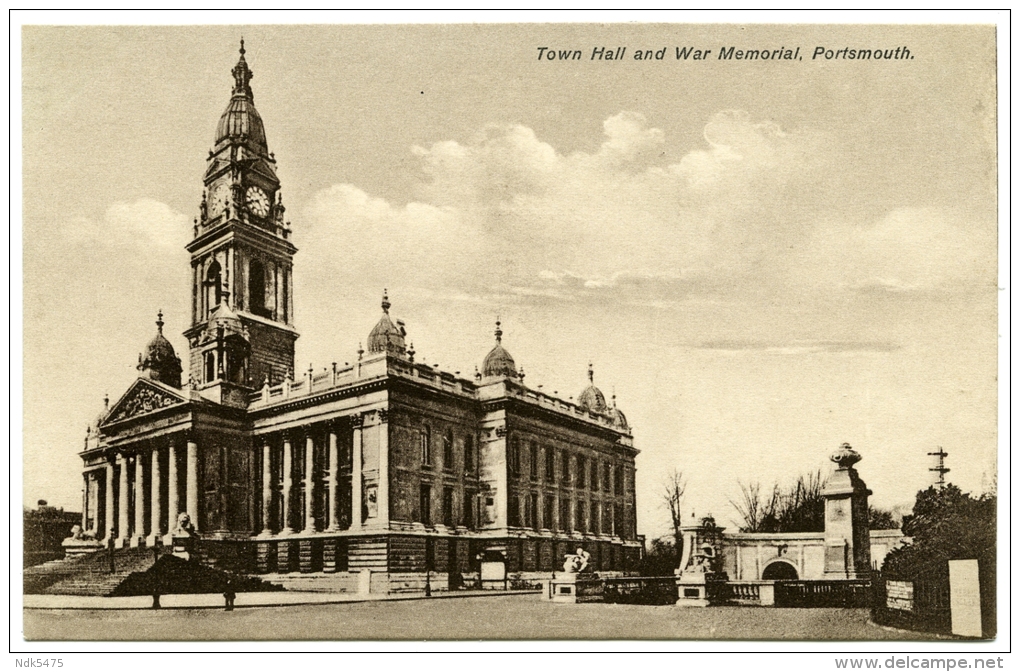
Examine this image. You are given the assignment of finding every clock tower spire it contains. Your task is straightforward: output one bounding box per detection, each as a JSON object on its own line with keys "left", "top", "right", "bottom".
{"left": 184, "top": 41, "right": 298, "bottom": 399}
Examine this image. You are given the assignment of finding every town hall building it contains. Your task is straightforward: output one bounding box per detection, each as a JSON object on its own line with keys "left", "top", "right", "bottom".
{"left": 75, "top": 43, "right": 642, "bottom": 591}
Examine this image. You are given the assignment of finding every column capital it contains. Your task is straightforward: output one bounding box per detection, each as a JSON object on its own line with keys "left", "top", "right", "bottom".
{"left": 351, "top": 413, "right": 365, "bottom": 429}
{"left": 377, "top": 409, "right": 389, "bottom": 424}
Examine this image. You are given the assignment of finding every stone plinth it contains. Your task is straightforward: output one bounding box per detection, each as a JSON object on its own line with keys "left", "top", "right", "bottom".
{"left": 61, "top": 536, "right": 104, "bottom": 559}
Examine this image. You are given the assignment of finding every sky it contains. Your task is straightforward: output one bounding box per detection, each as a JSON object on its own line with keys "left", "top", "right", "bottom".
{"left": 20, "top": 22, "right": 999, "bottom": 539}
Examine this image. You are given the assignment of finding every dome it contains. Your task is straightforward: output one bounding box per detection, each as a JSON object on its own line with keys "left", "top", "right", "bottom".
{"left": 367, "top": 290, "right": 406, "bottom": 355}
{"left": 608, "top": 395, "right": 629, "bottom": 430}
{"left": 482, "top": 320, "right": 518, "bottom": 379}
{"left": 214, "top": 41, "right": 268, "bottom": 153}
{"left": 215, "top": 96, "right": 268, "bottom": 152}
{"left": 139, "top": 311, "right": 183, "bottom": 388}
{"left": 577, "top": 363, "right": 608, "bottom": 414}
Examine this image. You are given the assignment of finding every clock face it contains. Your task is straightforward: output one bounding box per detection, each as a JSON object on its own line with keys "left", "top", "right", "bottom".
{"left": 246, "top": 186, "right": 270, "bottom": 217}
{"left": 210, "top": 184, "right": 231, "bottom": 213}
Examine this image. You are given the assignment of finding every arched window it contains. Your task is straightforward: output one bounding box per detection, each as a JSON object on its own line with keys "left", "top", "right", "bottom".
{"left": 248, "top": 257, "right": 266, "bottom": 317}
{"left": 204, "top": 351, "right": 216, "bottom": 383}
{"left": 204, "top": 260, "right": 222, "bottom": 316}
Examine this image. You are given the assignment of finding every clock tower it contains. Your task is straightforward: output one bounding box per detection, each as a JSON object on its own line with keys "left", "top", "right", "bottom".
{"left": 184, "top": 41, "right": 298, "bottom": 397}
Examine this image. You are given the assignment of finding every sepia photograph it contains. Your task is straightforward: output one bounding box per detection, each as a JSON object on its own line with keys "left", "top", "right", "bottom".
{"left": 14, "top": 13, "right": 1005, "bottom": 656}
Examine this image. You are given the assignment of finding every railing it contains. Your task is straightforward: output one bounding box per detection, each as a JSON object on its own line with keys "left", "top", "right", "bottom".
{"left": 602, "top": 575, "right": 677, "bottom": 605}
{"left": 773, "top": 580, "right": 872, "bottom": 608}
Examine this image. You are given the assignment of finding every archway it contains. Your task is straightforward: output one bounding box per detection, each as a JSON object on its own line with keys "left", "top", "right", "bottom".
{"left": 762, "top": 560, "right": 799, "bottom": 580}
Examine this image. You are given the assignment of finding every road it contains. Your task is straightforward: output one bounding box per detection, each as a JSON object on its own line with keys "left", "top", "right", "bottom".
{"left": 23, "top": 593, "right": 939, "bottom": 641}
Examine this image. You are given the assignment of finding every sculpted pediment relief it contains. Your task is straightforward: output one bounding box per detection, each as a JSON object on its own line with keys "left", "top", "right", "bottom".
{"left": 104, "top": 379, "right": 188, "bottom": 425}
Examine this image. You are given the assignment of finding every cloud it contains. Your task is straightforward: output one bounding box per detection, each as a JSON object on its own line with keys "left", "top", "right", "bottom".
{"left": 300, "top": 111, "right": 995, "bottom": 311}
{"left": 694, "top": 339, "right": 902, "bottom": 355}
{"left": 64, "top": 198, "right": 190, "bottom": 251}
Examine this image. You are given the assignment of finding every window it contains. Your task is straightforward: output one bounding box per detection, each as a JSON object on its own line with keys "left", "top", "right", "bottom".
{"left": 443, "top": 428, "right": 454, "bottom": 470}
{"left": 545, "top": 446, "right": 554, "bottom": 481}
{"left": 442, "top": 486, "right": 454, "bottom": 527}
{"left": 543, "top": 496, "right": 555, "bottom": 531}
{"left": 577, "top": 455, "right": 586, "bottom": 489}
{"left": 529, "top": 441, "right": 538, "bottom": 480}
{"left": 614, "top": 466, "right": 623, "bottom": 495}
{"left": 204, "top": 260, "right": 222, "bottom": 316}
{"left": 204, "top": 351, "right": 216, "bottom": 383}
{"left": 509, "top": 438, "right": 520, "bottom": 476}
{"left": 614, "top": 504, "right": 623, "bottom": 537}
{"left": 463, "top": 491, "right": 475, "bottom": 529}
{"left": 508, "top": 493, "right": 521, "bottom": 527}
{"left": 531, "top": 493, "right": 540, "bottom": 531}
{"left": 575, "top": 500, "right": 585, "bottom": 533}
{"left": 463, "top": 435, "right": 475, "bottom": 474}
{"left": 603, "top": 463, "right": 611, "bottom": 492}
{"left": 591, "top": 459, "right": 599, "bottom": 492}
{"left": 248, "top": 257, "right": 267, "bottom": 317}
{"left": 419, "top": 483, "right": 431, "bottom": 525}
{"left": 560, "top": 498, "right": 571, "bottom": 533}
{"left": 591, "top": 500, "right": 600, "bottom": 534}
{"left": 561, "top": 451, "right": 570, "bottom": 483}
{"left": 420, "top": 426, "right": 432, "bottom": 466}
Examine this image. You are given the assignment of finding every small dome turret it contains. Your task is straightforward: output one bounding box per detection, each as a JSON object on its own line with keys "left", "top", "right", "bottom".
{"left": 608, "top": 393, "right": 629, "bottom": 430}
{"left": 482, "top": 320, "right": 518, "bottom": 379}
{"left": 577, "top": 363, "right": 608, "bottom": 414}
{"left": 367, "top": 290, "right": 407, "bottom": 355}
{"left": 139, "top": 311, "right": 183, "bottom": 388}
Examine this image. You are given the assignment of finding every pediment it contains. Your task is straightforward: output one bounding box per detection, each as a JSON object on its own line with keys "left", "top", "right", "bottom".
{"left": 103, "top": 378, "right": 189, "bottom": 426}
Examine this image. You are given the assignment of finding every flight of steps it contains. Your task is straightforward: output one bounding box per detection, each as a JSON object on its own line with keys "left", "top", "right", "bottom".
{"left": 23, "top": 547, "right": 156, "bottom": 597}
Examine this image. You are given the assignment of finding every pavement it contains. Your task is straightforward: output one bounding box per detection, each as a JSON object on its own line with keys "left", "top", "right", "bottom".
{"left": 22, "top": 588, "right": 534, "bottom": 610}
{"left": 21, "top": 593, "right": 943, "bottom": 641}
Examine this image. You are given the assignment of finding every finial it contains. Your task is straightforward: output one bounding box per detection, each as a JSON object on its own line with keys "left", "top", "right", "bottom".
{"left": 156, "top": 310, "right": 164, "bottom": 334}
{"left": 494, "top": 318, "right": 503, "bottom": 344}
{"left": 474, "top": 365, "right": 482, "bottom": 382}
{"left": 408, "top": 342, "right": 415, "bottom": 363}
{"left": 231, "top": 38, "right": 254, "bottom": 98}
{"left": 357, "top": 342, "right": 364, "bottom": 360}
{"left": 381, "top": 289, "right": 390, "bottom": 314}
{"left": 587, "top": 361, "right": 594, "bottom": 384}
{"left": 103, "top": 393, "right": 109, "bottom": 409}
{"left": 518, "top": 365, "right": 525, "bottom": 383}
{"left": 611, "top": 390, "right": 617, "bottom": 408}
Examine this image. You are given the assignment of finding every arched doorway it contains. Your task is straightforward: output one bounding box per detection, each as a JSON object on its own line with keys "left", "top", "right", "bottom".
{"left": 762, "top": 560, "right": 799, "bottom": 580}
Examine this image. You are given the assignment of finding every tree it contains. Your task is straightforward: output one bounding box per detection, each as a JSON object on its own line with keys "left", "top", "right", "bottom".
{"left": 661, "top": 469, "right": 687, "bottom": 567}
{"left": 882, "top": 484, "right": 995, "bottom": 576}
{"left": 868, "top": 505, "right": 901, "bottom": 530}
{"left": 729, "top": 471, "right": 825, "bottom": 533}
{"left": 729, "top": 480, "right": 780, "bottom": 532}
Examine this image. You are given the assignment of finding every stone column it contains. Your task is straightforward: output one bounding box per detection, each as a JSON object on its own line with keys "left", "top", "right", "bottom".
{"left": 351, "top": 415, "right": 363, "bottom": 528}
{"left": 377, "top": 410, "right": 389, "bottom": 528}
{"left": 117, "top": 454, "right": 129, "bottom": 547}
{"left": 326, "top": 426, "right": 340, "bottom": 531}
{"left": 186, "top": 439, "right": 199, "bottom": 533}
{"left": 304, "top": 433, "right": 315, "bottom": 532}
{"left": 165, "top": 442, "right": 178, "bottom": 544}
{"left": 281, "top": 435, "right": 294, "bottom": 534}
{"left": 104, "top": 460, "right": 115, "bottom": 541}
{"left": 133, "top": 454, "right": 145, "bottom": 546}
{"left": 81, "top": 473, "right": 89, "bottom": 529}
{"left": 260, "top": 440, "right": 273, "bottom": 536}
{"left": 148, "top": 446, "right": 162, "bottom": 545}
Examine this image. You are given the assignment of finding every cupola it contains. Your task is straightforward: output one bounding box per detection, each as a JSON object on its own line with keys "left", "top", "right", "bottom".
{"left": 367, "top": 290, "right": 407, "bottom": 355}
{"left": 214, "top": 40, "right": 268, "bottom": 154}
{"left": 138, "top": 311, "right": 183, "bottom": 388}
{"left": 577, "top": 362, "right": 608, "bottom": 414}
{"left": 482, "top": 320, "right": 518, "bottom": 379}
